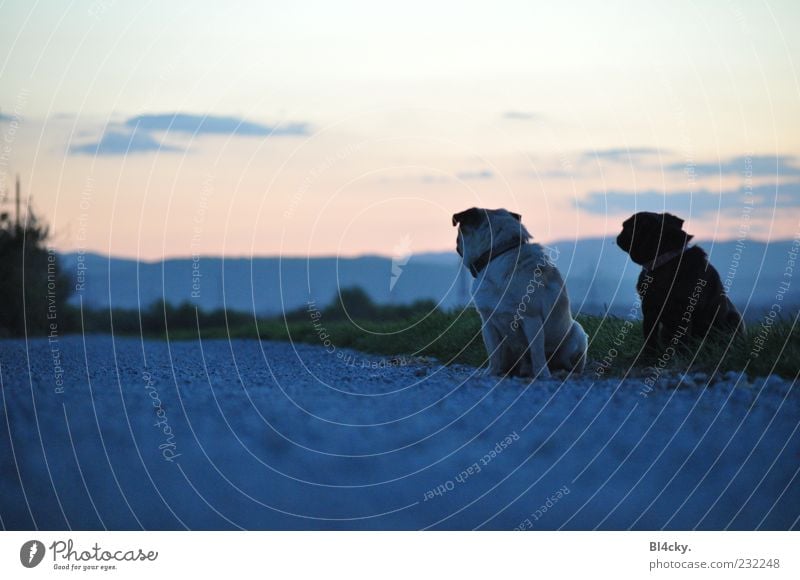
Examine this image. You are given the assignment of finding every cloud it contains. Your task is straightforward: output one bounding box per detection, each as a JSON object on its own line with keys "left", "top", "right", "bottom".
{"left": 538, "top": 169, "right": 576, "bottom": 178}
{"left": 418, "top": 174, "right": 448, "bottom": 184}
{"left": 126, "top": 113, "right": 310, "bottom": 137}
{"left": 503, "top": 111, "right": 539, "bottom": 121}
{"left": 69, "top": 129, "right": 180, "bottom": 155}
{"left": 376, "top": 172, "right": 447, "bottom": 185}
{"left": 378, "top": 169, "right": 494, "bottom": 185}
{"left": 577, "top": 182, "right": 800, "bottom": 217}
{"left": 531, "top": 151, "right": 659, "bottom": 179}
{"left": 582, "top": 147, "right": 665, "bottom": 162}
{"left": 456, "top": 169, "right": 494, "bottom": 180}
{"left": 666, "top": 154, "right": 800, "bottom": 178}
{"left": 70, "top": 112, "right": 311, "bottom": 156}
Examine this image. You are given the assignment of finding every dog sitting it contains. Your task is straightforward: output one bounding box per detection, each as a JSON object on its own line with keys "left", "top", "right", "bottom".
{"left": 453, "top": 207, "right": 587, "bottom": 378}
{"left": 616, "top": 211, "right": 744, "bottom": 352}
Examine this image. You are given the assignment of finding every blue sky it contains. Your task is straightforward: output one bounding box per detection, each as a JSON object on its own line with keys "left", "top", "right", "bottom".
{"left": 1, "top": 0, "right": 799, "bottom": 258}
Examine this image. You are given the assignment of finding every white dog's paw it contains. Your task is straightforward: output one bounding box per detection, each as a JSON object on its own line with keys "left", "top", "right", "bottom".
{"left": 483, "top": 365, "right": 505, "bottom": 377}
{"left": 477, "top": 365, "right": 494, "bottom": 377}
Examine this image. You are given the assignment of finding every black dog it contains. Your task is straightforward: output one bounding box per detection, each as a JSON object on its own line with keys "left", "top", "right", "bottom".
{"left": 616, "top": 212, "right": 744, "bottom": 352}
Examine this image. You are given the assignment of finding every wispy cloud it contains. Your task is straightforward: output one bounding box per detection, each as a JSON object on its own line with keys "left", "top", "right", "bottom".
{"left": 378, "top": 168, "right": 494, "bottom": 185}
{"left": 666, "top": 154, "right": 800, "bottom": 178}
{"left": 581, "top": 147, "right": 665, "bottom": 162}
{"left": 69, "top": 112, "right": 311, "bottom": 156}
{"left": 502, "top": 111, "right": 539, "bottom": 121}
{"left": 456, "top": 169, "right": 494, "bottom": 180}
{"left": 577, "top": 182, "right": 800, "bottom": 216}
{"left": 126, "top": 113, "right": 310, "bottom": 137}
{"left": 69, "top": 129, "right": 180, "bottom": 155}
{"left": 418, "top": 174, "right": 449, "bottom": 184}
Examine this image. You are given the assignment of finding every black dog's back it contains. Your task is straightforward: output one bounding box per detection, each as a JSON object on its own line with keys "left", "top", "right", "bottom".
{"left": 619, "top": 212, "right": 745, "bottom": 353}
{"left": 638, "top": 246, "right": 743, "bottom": 344}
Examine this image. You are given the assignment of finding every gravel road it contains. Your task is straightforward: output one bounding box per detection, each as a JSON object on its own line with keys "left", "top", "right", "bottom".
{"left": 1, "top": 336, "right": 798, "bottom": 530}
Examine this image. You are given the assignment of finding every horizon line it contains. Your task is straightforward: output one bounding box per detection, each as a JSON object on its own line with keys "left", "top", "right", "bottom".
{"left": 56, "top": 235, "right": 796, "bottom": 264}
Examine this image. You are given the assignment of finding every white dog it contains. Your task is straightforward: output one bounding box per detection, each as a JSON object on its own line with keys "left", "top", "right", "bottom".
{"left": 453, "top": 207, "right": 587, "bottom": 379}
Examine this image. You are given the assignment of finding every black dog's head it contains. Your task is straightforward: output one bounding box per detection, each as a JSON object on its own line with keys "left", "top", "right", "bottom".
{"left": 616, "top": 212, "right": 693, "bottom": 265}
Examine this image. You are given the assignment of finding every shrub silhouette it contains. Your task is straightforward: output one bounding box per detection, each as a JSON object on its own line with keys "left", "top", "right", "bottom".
{"left": 326, "top": 286, "right": 378, "bottom": 321}
{"left": 0, "top": 208, "right": 72, "bottom": 337}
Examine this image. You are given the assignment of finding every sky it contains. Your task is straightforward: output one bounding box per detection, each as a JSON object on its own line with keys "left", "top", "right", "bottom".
{"left": 1, "top": 0, "right": 799, "bottom": 259}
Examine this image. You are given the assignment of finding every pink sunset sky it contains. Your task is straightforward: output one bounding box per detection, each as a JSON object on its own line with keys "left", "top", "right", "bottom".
{"left": 2, "top": 0, "right": 799, "bottom": 260}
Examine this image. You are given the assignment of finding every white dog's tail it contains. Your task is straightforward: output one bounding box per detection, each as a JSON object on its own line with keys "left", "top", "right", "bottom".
{"left": 566, "top": 320, "right": 588, "bottom": 374}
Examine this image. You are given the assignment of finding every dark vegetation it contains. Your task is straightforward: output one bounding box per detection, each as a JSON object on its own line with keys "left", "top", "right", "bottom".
{"left": 83, "top": 288, "right": 800, "bottom": 379}
{"left": 0, "top": 206, "right": 72, "bottom": 337}
{"left": 1, "top": 205, "right": 795, "bottom": 379}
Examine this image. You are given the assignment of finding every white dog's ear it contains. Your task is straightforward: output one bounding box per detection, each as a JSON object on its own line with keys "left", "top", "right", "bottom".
{"left": 452, "top": 207, "right": 485, "bottom": 228}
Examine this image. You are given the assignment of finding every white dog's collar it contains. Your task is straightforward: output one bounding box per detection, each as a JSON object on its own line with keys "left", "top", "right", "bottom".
{"left": 468, "top": 237, "right": 525, "bottom": 277}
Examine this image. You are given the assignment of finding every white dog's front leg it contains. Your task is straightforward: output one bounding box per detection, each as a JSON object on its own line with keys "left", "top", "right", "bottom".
{"left": 480, "top": 319, "right": 507, "bottom": 375}
{"left": 522, "top": 316, "right": 551, "bottom": 379}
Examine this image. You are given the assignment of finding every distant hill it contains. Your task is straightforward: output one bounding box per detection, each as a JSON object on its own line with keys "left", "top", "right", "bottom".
{"left": 60, "top": 238, "right": 799, "bottom": 320}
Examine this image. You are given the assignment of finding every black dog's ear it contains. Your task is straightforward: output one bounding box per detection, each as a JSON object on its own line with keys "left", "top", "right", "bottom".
{"left": 661, "top": 212, "right": 693, "bottom": 246}
{"left": 662, "top": 213, "right": 684, "bottom": 230}
{"left": 452, "top": 207, "right": 485, "bottom": 228}
{"left": 509, "top": 211, "right": 522, "bottom": 222}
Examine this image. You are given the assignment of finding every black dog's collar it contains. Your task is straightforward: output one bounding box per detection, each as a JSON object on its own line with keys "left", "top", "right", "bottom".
{"left": 468, "top": 237, "right": 525, "bottom": 277}
{"left": 643, "top": 243, "right": 690, "bottom": 272}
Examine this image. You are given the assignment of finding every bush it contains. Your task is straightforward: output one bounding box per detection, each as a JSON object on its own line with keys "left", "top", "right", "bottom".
{"left": 0, "top": 209, "right": 72, "bottom": 337}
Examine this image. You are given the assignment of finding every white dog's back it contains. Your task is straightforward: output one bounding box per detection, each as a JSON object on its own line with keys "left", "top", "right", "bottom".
{"left": 453, "top": 208, "right": 587, "bottom": 378}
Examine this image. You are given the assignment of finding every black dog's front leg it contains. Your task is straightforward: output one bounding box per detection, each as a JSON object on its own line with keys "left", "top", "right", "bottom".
{"left": 659, "top": 301, "right": 693, "bottom": 350}
{"left": 641, "top": 300, "right": 660, "bottom": 355}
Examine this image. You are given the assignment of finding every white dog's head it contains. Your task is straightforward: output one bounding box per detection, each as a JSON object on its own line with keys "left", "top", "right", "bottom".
{"left": 452, "top": 207, "right": 531, "bottom": 270}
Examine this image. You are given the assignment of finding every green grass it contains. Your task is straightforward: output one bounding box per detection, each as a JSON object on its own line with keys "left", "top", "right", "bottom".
{"left": 583, "top": 314, "right": 799, "bottom": 379}
{"left": 72, "top": 287, "right": 797, "bottom": 379}
{"left": 172, "top": 309, "right": 487, "bottom": 366}
{"left": 171, "top": 308, "right": 799, "bottom": 379}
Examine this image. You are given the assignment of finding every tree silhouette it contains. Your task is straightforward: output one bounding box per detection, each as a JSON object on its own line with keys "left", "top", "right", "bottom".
{"left": 0, "top": 201, "right": 72, "bottom": 337}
